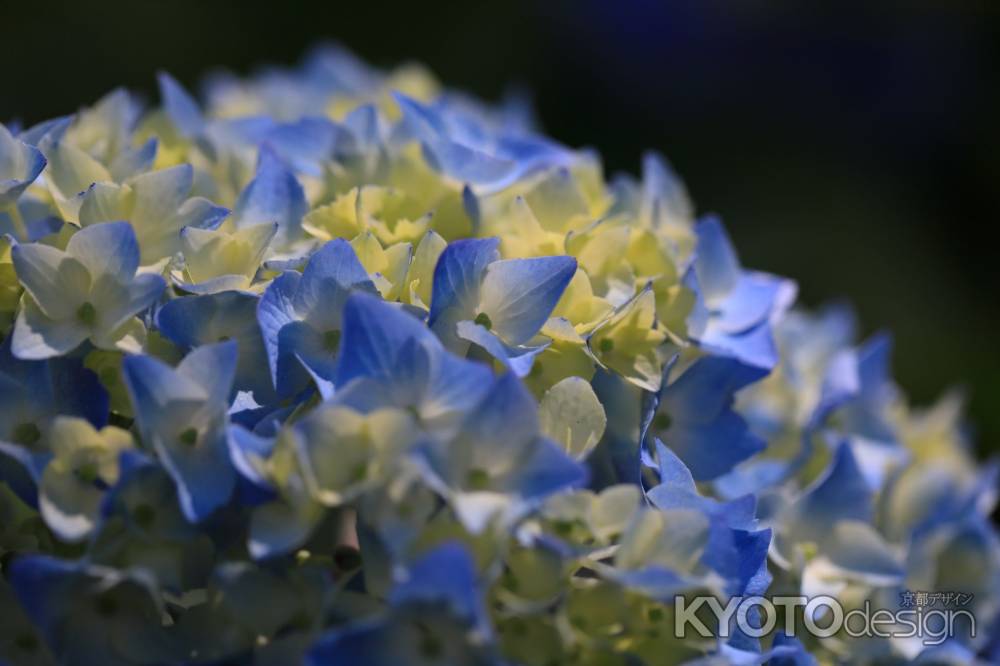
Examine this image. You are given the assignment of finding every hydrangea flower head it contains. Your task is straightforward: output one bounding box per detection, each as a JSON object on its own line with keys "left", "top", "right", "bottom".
{"left": 0, "top": 47, "right": 996, "bottom": 666}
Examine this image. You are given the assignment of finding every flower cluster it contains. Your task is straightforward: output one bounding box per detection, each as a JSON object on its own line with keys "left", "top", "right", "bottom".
{"left": 1, "top": 47, "right": 998, "bottom": 665}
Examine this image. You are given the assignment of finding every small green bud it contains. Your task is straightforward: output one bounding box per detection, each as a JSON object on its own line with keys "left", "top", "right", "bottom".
{"left": 323, "top": 329, "right": 342, "bottom": 352}
{"left": 466, "top": 468, "right": 491, "bottom": 490}
{"left": 473, "top": 312, "right": 492, "bottom": 330}
{"left": 11, "top": 422, "right": 41, "bottom": 446}
{"left": 76, "top": 302, "right": 97, "bottom": 326}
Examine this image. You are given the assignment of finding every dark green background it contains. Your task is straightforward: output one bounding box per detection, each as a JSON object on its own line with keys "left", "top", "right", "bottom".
{"left": 3, "top": 0, "right": 998, "bottom": 458}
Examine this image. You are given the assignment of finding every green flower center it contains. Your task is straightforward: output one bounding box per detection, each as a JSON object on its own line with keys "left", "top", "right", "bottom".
{"left": 11, "top": 422, "right": 41, "bottom": 446}
{"left": 323, "top": 329, "right": 341, "bottom": 352}
{"left": 178, "top": 427, "right": 199, "bottom": 446}
{"left": 473, "top": 312, "right": 492, "bottom": 330}
{"left": 132, "top": 503, "right": 156, "bottom": 529}
{"left": 74, "top": 462, "right": 99, "bottom": 484}
{"left": 348, "top": 462, "right": 367, "bottom": 483}
{"left": 653, "top": 412, "right": 672, "bottom": 431}
{"left": 598, "top": 338, "right": 614, "bottom": 353}
{"left": 416, "top": 623, "right": 443, "bottom": 658}
{"left": 553, "top": 519, "right": 575, "bottom": 536}
{"left": 466, "top": 468, "right": 491, "bottom": 490}
{"left": 76, "top": 302, "right": 97, "bottom": 326}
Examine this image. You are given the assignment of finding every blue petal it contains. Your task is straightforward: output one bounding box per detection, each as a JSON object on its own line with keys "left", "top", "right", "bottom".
{"left": 395, "top": 94, "right": 523, "bottom": 190}
{"left": 713, "top": 459, "right": 794, "bottom": 500}
{"left": 50, "top": 359, "right": 110, "bottom": 428}
{"left": 11, "top": 298, "right": 90, "bottom": 360}
{"left": 856, "top": 333, "right": 893, "bottom": 401}
{"left": 660, "top": 355, "right": 766, "bottom": 417}
{"left": 428, "top": 237, "right": 500, "bottom": 324}
{"left": 394, "top": 338, "right": 493, "bottom": 425}
{"left": 333, "top": 292, "right": 438, "bottom": 386}
{"left": 455, "top": 320, "right": 548, "bottom": 377}
{"left": 646, "top": 440, "right": 757, "bottom": 530}
{"left": 16, "top": 116, "right": 72, "bottom": 147}
{"left": 283, "top": 320, "right": 338, "bottom": 385}
{"left": 697, "top": 319, "right": 780, "bottom": 372}
{"left": 157, "top": 291, "right": 277, "bottom": 404}
{"left": 460, "top": 371, "right": 539, "bottom": 447}
{"left": 156, "top": 419, "right": 235, "bottom": 523}
{"left": 693, "top": 215, "right": 740, "bottom": 303}
{"left": 394, "top": 92, "right": 449, "bottom": 136}
{"left": 122, "top": 345, "right": 238, "bottom": 521}
{"left": 640, "top": 151, "right": 692, "bottom": 226}
{"left": 227, "top": 424, "right": 277, "bottom": 493}
{"left": 807, "top": 347, "right": 861, "bottom": 429}
{"left": 422, "top": 139, "right": 520, "bottom": 189}
{"left": 477, "top": 255, "right": 576, "bottom": 345}
{"left": 701, "top": 522, "right": 772, "bottom": 597}
{"left": 342, "top": 104, "right": 381, "bottom": 151}
{"left": 647, "top": 357, "right": 767, "bottom": 481}
{"left": 264, "top": 116, "right": 343, "bottom": 176}
{"left": 662, "top": 410, "right": 765, "bottom": 482}
{"left": 7, "top": 555, "right": 82, "bottom": 636}
{"left": 108, "top": 137, "right": 157, "bottom": 182}
{"left": 157, "top": 71, "right": 205, "bottom": 138}
{"left": 305, "top": 620, "right": 396, "bottom": 666}
{"left": 495, "top": 134, "right": 569, "bottom": 172}
{"left": 334, "top": 335, "right": 493, "bottom": 433}
{"left": 175, "top": 196, "right": 230, "bottom": 231}
{"left": 295, "top": 238, "right": 377, "bottom": 319}
{"left": 1, "top": 200, "right": 62, "bottom": 242}
{"left": 833, "top": 333, "right": 898, "bottom": 443}
{"left": 390, "top": 542, "right": 483, "bottom": 624}
{"left": 257, "top": 270, "right": 311, "bottom": 397}
{"left": 65, "top": 221, "right": 140, "bottom": 279}
{"left": 257, "top": 244, "right": 375, "bottom": 397}
{"left": 714, "top": 273, "right": 786, "bottom": 334}
{"left": 513, "top": 436, "right": 589, "bottom": 499}
{"left": 428, "top": 237, "right": 499, "bottom": 346}
{"left": 233, "top": 145, "right": 308, "bottom": 243}
{"left": 8, "top": 555, "right": 177, "bottom": 665}
{"left": 0, "top": 440, "right": 48, "bottom": 505}
{"left": 175, "top": 339, "right": 239, "bottom": 406}
{"left": 105, "top": 272, "right": 166, "bottom": 332}
{"left": 787, "top": 442, "right": 873, "bottom": 544}
{"left": 122, "top": 354, "right": 204, "bottom": 413}
{"left": 0, "top": 122, "right": 47, "bottom": 206}
{"left": 209, "top": 115, "right": 278, "bottom": 148}
{"left": 10, "top": 242, "right": 80, "bottom": 319}
{"left": 0, "top": 337, "right": 109, "bottom": 456}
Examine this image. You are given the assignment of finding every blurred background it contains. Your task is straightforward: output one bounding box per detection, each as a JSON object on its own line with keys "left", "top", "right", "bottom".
{"left": 3, "top": 0, "right": 998, "bottom": 457}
